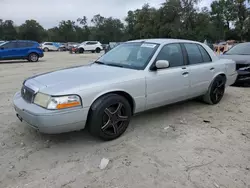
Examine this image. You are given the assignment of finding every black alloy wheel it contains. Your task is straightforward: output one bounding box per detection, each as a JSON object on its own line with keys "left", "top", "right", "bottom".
{"left": 203, "top": 75, "right": 226, "bottom": 104}
{"left": 210, "top": 78, "right": 225, "bottom": 104}
{"left": 101, "top": 103, "right": 129, "bottom": 136}
{"left": 87, "top": 94, "right": 132, "bottom": 140}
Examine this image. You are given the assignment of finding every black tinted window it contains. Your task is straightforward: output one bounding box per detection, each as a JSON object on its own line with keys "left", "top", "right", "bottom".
{"left": 156, "top": 43, "right": 184, "bottom": 67}
{"left": 184, "top": 43, "right": 203, "bottom": 65}
{"left": 17, "top": 42, "right": 34, "bottom": 48}
{"left": 2, "top": 42, "right": 17, "bottom": 49}
{"left": 198, "top": 45, "right": 212, "bottom": 62}
{"left": 86, "top": 42, "right": 97, "bottom": 45}
{"left": 44, "top": 43, "right": 53, "bottom": 45}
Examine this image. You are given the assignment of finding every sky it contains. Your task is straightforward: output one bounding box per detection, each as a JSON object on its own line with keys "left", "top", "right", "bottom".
{"left": 0, "top": 0, "right": 213, "bottom": 28}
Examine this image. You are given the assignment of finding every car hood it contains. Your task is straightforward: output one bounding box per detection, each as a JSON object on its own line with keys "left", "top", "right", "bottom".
{"left": 25, "top": 63, "right": 140, "bottom": 94}
{"left": 219, "top": 54, "right": 250, "bottom": 64}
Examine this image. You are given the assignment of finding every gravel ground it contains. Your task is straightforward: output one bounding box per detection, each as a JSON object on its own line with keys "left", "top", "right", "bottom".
{"left": 0, "top": 52, "right": 249, "bottom": 188}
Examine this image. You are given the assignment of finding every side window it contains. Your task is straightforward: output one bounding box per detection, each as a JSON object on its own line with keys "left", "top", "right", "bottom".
{"left": 184, "top": 43, "right": 203, "bottom": 65}
{"left": 86, "top": 42, "right": 91, "bottom": 45}
{"left": 17, "top": 42, "right": 28, "bottom": 48}
{"left": 45, "top": 43, "right": 53, "bottom": 45}
{"left": 156, "top": 43, "right": 184, "bottom": 67}
{"left": 197, "top": 45, "right": 212, "bottom": 62}
{"left": 2, "top": 42, "right": 17, "bottom": 49}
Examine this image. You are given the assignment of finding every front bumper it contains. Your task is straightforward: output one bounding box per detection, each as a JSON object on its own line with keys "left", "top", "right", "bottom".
{"left": 39, "top": 53, "right": 44, "bottom": 58}
{"left": 235, "top": 70, "right": 250, "bottom": 85}
{"left": 13, "top": 92, "right": 89, "bottom": 134}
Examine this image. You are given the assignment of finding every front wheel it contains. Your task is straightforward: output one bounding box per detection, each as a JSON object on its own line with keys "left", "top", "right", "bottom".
{"left": 78, "top": 48, "right": 84, "bottom": 54}
{"left": 95, "top": 48, "right": 101, "bottom": 53}
{"left": 203, "top": 75, "right": 226, "bottom": 104}
{"left": 28, "top": 53, "right": 39, "bottom": 62}
{"left": 87, "top": 94, "right": 132, "bottom": 141}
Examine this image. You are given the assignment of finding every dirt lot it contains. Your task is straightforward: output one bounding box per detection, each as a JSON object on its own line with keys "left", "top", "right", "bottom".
{"left": 0, "top": 52, "right": 249, "bottom": 188}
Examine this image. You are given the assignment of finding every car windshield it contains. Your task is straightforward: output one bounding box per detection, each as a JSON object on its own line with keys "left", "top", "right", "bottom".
{"left": 0, "top": 41, "right": 7, "bottom": 46}
{"left": 225, "top": 43, "right": 250, "bottom": 55}
{"left": 96, "top": 42, "right": 159, "bottom": 70}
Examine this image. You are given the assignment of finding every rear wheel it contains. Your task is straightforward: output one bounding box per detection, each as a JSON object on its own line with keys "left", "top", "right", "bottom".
{"left": 43, "top": 48, "right": 49, "bottom": 52}
{"left": 203, "top": 75, "right": 226, "bottom": 104}
{"left": 28, "top": 53, "right": 39, "bottom": 62}
{"left": 87, "top": 94, "right": 132, "bottom": 141}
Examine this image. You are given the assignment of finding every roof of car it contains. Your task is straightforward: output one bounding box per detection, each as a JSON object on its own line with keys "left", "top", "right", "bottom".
{"left": 127, "top": 38, "right": 203, "bottom": 45}
{"left": 10, "top": 40, "right": 38, "bottom": 43}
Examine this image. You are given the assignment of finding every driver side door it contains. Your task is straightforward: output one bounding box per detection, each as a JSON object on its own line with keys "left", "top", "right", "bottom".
{"left": 146, "top": 43, "right": 191, "bottom": 110}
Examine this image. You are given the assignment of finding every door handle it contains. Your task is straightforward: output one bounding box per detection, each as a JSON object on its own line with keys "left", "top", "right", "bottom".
{"left": 210, "top": 67, "right": 215, "bottom": 70}
{"left": 182, "top": 67, "right": 186, "bottom": 70}
{"left": 182, "top": 72, "right": 189, "bottom": 75}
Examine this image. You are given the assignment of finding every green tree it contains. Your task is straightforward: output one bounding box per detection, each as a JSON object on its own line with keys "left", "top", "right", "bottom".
{"left": 18, "top": 20, "right": 46, "bottom": 42}
{"left": 1, "top": 20, "right": 17, "bottom": 40}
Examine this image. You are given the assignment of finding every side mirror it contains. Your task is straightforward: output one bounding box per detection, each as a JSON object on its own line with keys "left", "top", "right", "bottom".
{"left": 0, "top": 47, "right": 4, "bottom": 50}
{"left": 155, "top": 60, "right": 169, "bottom": 69}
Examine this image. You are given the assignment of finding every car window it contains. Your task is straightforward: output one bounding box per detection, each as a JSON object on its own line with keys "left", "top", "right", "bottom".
{"left": 17, "top": 42, "right": 34, "bottom": 48}
{"left": 156, "top": 43, "right": 184, "bottom": 67}
{"left": 97, "top": 42, "right": 159, "bottom": 70}
{"left": 44, "top": 43, "right": 53, "bottom": 45}
{"left": 197, "top": 45, "right": 212, "bottom": 62}
{"left": 1, "top": 42, "right": 17, "bottom": 49}
{"left": 184, "top": 43, "right": 203, "bottom": 65}
{"left": 225, "top": 43, "right": 250, "bottom": 55}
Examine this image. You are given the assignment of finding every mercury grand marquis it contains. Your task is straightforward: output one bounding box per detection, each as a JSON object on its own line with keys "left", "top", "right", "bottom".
{"left": 13, "top": 39, "right": 237, "bottom": 140}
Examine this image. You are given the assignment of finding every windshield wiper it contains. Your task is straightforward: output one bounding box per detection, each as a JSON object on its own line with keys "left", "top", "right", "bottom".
{"left": 94, "top": 61, "right": 125, "bottom": 68}
{"left": 94, "top": 60, "right": 105, "bottom": 65}
{"left": 105, "top": 63, "right": 125, "bottom": 68}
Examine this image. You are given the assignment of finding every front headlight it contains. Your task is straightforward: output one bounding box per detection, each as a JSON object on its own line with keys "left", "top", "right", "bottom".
{"left": 34, "top": 93, "right": 82, "bottom": 110}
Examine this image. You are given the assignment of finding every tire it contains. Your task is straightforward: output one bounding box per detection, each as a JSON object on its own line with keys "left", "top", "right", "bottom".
{"left": 87, "top": 94, "right": 132, "bottom": 141}
{"left": 95, "top": 48, "right": 101, "bottom": 53}
{"left": 79, "top": 48, "right": 84, "bottom": 54}
{"left": 28, "top": 53, "right": 39, "bottom": 62}
{"left": 44, "top": 48, "right": 49, "bottom": 52}
{"left": 202, "top": 75, "right": 226, "bottom": 104}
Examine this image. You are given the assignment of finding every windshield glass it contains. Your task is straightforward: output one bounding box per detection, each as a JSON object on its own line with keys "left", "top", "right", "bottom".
{"left": 0, "top": 41, "right": 7, "bottom": 46}
{"left": 96, "top": 42, "right": 159, "bottom": 70}
{"left": 225, "top": 43, "right": 250, "bottom": 55}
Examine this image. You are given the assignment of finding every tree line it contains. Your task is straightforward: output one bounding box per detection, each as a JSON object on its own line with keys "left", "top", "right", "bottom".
{"left": 0, "top": 0, "right": 250, "bottom": 44}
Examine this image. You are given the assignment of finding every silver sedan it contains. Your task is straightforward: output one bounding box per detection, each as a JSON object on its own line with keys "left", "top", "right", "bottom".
{"left": 13, "top": 39, "right": 237, "bottom": 140}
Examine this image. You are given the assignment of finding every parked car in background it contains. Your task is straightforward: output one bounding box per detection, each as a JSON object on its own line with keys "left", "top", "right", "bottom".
{"left": 58, "top": 43, "right": 67, "bottom": 51}
{"left": 77, "top": 41, "right": 103, "bottom": 53}
{"left": 13, "top": 39, "right": 237, "bottom": 140}
{"left": 66, "top": 42, "right": 80, "bottom": 51}
{"left": 41, "top": 42, "right": 59, "bottom": 52}
{"left": 0, "top": 40, "right": 44, "bottom": 62}
{"left": 220, "top": 42, "right": 250, "bottom": 85}
{"left": 104, "top": 42, "right": 123, "bottom": 53}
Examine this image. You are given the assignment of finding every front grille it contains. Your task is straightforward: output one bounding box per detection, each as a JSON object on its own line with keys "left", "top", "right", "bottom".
{"left": 21, "top": 86, "right": 35, "bottom": 103}
{"left": 236, "top": 64, "right": 250, "bottom": 71}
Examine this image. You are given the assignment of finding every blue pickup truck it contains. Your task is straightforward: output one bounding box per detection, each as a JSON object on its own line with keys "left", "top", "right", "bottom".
{"left": 0, "top": 40, "right": 44, "bottom": 62}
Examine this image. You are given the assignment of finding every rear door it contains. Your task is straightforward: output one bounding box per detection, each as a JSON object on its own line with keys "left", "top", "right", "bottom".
{"left": 85, "top": 41, "right": 97, "bottom": 51}
{"left": 182, "top": 43, "right": 214, "bottom": 97}
{"left": 16, "top": 41, "right": 32, "bottom": 58}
